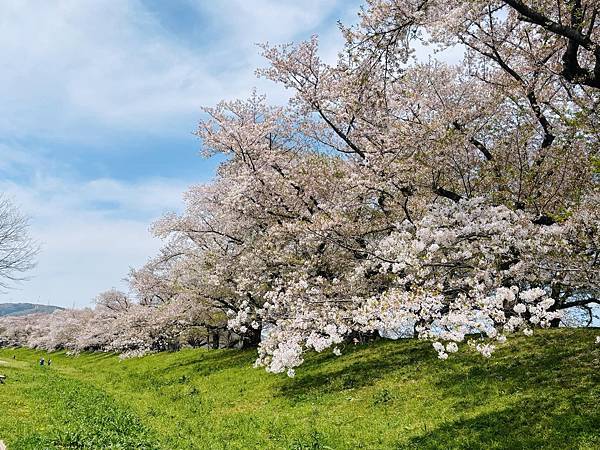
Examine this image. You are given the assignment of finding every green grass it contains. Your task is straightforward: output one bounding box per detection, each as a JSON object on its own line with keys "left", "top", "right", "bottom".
{"left": 0, "top": 328, "right": 599, "bottom": 449}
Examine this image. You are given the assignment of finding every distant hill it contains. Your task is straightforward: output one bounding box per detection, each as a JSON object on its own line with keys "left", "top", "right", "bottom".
{"left": 0, "top": 303, "right": 64, "bottom": 317}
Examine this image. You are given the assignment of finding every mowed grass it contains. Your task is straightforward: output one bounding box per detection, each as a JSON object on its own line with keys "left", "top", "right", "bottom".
{"left": 0, "top": 329, "right": 599, "bottom": 449}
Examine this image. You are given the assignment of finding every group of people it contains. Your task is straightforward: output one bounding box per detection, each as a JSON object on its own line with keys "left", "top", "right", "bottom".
{"left": 38, "top": 357, "right": 52, "bottom": 367}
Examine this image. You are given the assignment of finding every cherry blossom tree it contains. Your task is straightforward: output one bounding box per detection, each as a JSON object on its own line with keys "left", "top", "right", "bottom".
{"left": 94, "top": 289, "right": 132, "bottom": 313}
{"left": 1, "top": 1, "right": 597, "bottom": 374}
{"left": 111, "top": 0, "right": 597, "bottom": 374}
{"left": 214, "top": 0, "right": 598, "bottom": 374}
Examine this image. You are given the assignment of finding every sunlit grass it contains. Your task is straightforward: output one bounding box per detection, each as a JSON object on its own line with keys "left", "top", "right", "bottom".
{"left": 0, "top": 328, "right": 598, "bottom": 449}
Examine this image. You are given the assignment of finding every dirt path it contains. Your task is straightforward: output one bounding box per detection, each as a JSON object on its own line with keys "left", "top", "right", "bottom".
{"left": 0, "top": 439, "right": 6, "bottom": 450}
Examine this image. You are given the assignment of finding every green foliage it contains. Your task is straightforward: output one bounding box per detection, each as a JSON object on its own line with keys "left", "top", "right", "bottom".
{"left": 592, "top": 156, "right": 600, "bottom": 174}
{"left": 0, "top": 329, "right": 598, "bottom": 449}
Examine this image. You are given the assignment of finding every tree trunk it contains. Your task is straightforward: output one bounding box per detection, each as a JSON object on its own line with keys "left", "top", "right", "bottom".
{"left": 211, "top": 331, "right": 220, "bottom": 349}
{"left": 348, "top": 330, "right": 380, "bottom": 344}
{"left": 241, "top": 328, "right": 261, "bottom": 349}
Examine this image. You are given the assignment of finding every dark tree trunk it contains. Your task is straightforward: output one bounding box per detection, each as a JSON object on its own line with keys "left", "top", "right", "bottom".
{"left": 413, "top": 318, "right": 426, "bottom": 338}
{"left": 348, "top": 330, "right": 380, "bottom": 344}
{"left": 549, "top": 287, "right": 562, "bottom": 328}
{"left": 211, "top": 331, "right": 220, "bottom": 349}
{"left": 241, "top": 328, "right": 262, "bottom": 349}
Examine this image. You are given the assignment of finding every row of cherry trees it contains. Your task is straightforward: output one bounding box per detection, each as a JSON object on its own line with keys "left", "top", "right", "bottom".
{"left": 0, "top": 289, "right": 239, "bottom": 356}
{"left": 2, "top": 0, "right": 598, "bottom": 375}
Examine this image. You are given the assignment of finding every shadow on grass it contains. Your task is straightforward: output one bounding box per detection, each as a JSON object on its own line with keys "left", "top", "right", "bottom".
{"left": 431, "top": 330, "right": 600, "bottom": 408}
{"left": 65, "top": 351, "right": 120, "bottom": 365}
{"left": 279, "top": 339, "right": 432, "bottom": 400}
{"left": 398, "top": 396, "right": 600, "bottom": 450}
{"left": 150, "top": 348, "right": 257, "bottom": 378}
{"left": 280, "top": 330, "right": 599, "bottom": 409}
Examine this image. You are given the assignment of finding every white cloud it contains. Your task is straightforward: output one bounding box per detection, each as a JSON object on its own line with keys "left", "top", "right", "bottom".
{"left": 199, "top": 0, "right": 363, "bottom": 66}
{"left": 197, "top": 0, "right": 341, "bottom": 44}
{"left": 0, "top": 144, "right": 190, "bottom": 307}
{"left": 0, "top": 175, "right": 188, "bottom": 308}
{"left": 1, "top": 1, "right": 210, "bottom": 136}
{"left": 0, "top": 0, "right": 357, "bottom": 140}
{"left": 21, "top": 216, "right": 161, "bottom": 309}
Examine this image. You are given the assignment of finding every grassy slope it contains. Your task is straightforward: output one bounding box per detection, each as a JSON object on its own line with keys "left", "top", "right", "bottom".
{"left": 0, "top": 328, "right": 598, "bottom": 450}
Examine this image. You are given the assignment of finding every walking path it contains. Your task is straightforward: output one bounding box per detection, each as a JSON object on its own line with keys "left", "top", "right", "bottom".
{"left": 0, "top": 439, "right": 6, "bottom": 450}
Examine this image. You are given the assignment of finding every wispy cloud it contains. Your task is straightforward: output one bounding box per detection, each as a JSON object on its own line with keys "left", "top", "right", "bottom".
{"left": 0, "top": 147, "right": 189, "bottom": 307}
{"left": 0, "top": 0, "right": 358, "bottom": 140}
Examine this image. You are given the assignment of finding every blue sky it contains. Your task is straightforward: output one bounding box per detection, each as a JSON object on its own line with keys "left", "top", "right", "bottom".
{"left": 0, "top": 0, "right": 363, "bottom": 308}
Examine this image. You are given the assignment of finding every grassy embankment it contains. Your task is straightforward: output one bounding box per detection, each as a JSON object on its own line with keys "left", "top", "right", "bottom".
{"left": 0, "top": 328, "right": 599, "bottom": 449}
